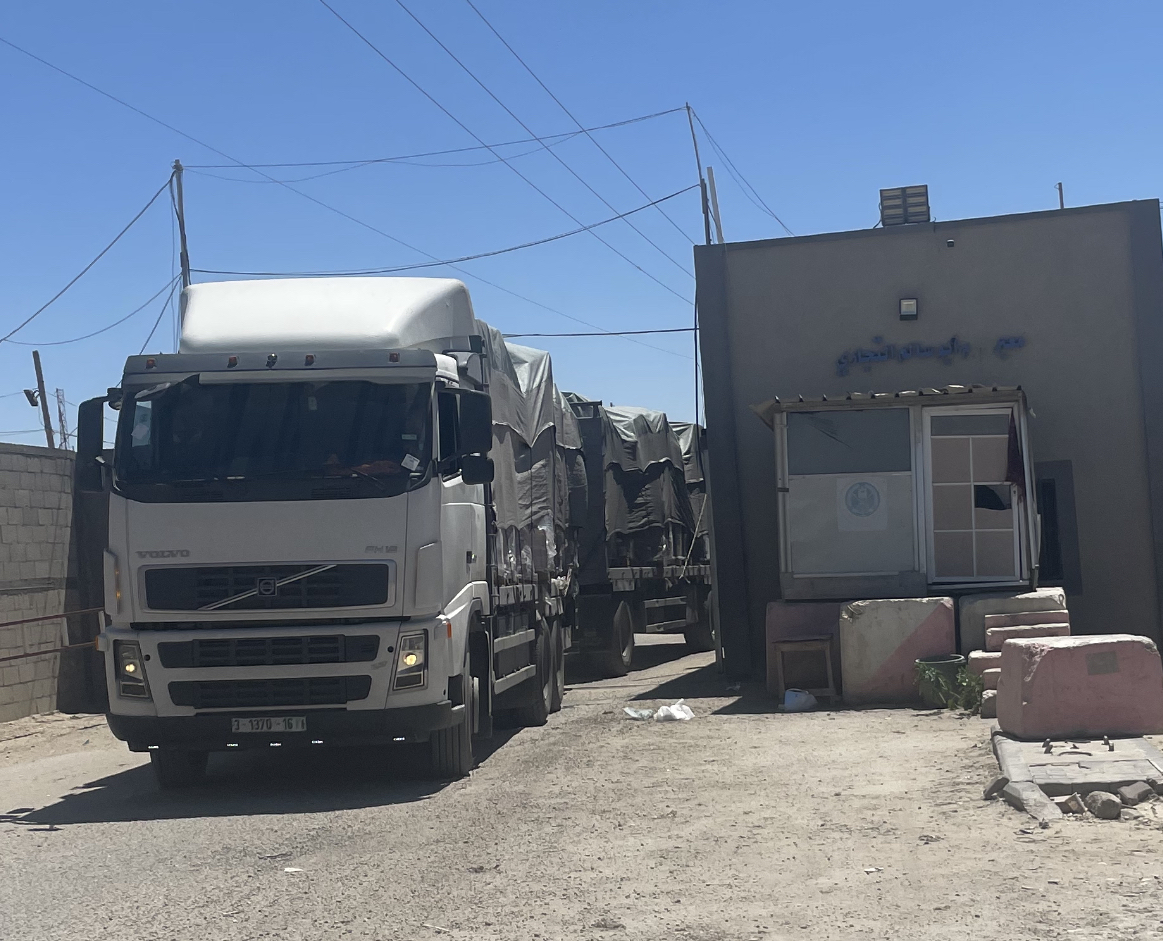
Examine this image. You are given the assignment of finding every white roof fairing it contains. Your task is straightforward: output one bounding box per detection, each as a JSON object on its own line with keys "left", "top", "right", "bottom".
{"left": 179, "top": 277, "right": 478, "bottom": 354}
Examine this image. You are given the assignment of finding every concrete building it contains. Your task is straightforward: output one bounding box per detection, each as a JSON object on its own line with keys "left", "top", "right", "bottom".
{"left": 695, "top": 199, "right": 1163, "bottom": 677}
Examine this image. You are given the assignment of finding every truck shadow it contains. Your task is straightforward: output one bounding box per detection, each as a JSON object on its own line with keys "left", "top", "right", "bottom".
{"left": 628, "top": 662, "right": 795, "bottom": 715}
{"left": 0, "top": 731, "right": 519, "bottom": 828}
{"left": 565, "top": 635, "right": 693, "bottom": 685}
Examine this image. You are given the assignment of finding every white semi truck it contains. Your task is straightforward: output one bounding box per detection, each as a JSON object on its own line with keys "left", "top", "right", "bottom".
{"left": 74, "top": 278, "right": 581, "bottom": 786}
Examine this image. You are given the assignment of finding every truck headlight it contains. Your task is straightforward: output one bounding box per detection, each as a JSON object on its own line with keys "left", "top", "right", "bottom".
{"left": 394, "top": 631, "right": 427, "bottom": 690}
{"left": 114, "top": 640, "right": 152, "bottom": 700}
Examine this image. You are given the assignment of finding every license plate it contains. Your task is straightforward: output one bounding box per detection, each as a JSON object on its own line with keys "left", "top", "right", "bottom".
{"left": 230, "top": 716, "right": 306, "bottom": 734}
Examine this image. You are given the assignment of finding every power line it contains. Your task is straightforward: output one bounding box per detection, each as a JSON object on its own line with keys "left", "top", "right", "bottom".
{"left": 690, "top": 109, "right": 794, "bottom": 237}
{"left": 0, "top": 176, "right": 173, "bottom": 345}
{"left": 183, "top": 108, "right": 683, "bottom": 169}
{"left": 394, "top": 0, "right": 693, "bottom": 282}
{"left": 0, "top": 391, "right": 27, "bottom": 400}
{"left": 504, "top": 327, "right": 694, "bottom": 338}
{"left": 0, "top": 33, "right": 685, "bottom": 360}
{"left": 139, "top": 280, "right": 184, "bottom": 354}
{"left": 194, "top": 183, "right": 697, "bottom": 277}
{"left": 0, "top": 429, "right": 43, "bottom": 436}
{"left": 465, "top": 0, "right": 698, "bottom": 246}
{"left": 320, "top": 0, "right": 692, "bottom": 303}
{"left": 6, "top": 277, "right": 179, "bottom": 347}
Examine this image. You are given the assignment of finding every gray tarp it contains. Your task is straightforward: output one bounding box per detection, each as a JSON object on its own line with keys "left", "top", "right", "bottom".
{"left": 477, "top": 321, "right": 583, "bottom": 581}
{"left": 671, "top": 421, "right": 711, "bottom": 563}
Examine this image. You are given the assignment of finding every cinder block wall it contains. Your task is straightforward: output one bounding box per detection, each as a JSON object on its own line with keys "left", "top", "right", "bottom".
{"left": 0, "top": 443, "right": 75, "bottom": 722}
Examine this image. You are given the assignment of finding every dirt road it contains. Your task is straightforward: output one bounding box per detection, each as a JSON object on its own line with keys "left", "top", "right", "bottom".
{"left": 2, "top": 637, "right": 1162, "bottom": 941}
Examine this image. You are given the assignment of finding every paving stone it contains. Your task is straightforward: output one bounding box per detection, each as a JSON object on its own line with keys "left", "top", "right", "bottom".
{"left": 1084, "top": 790, "right": 1122, "bottom": 819}
{"left": 1117, "top": 781, "right": 1155, "bottom": 806}
{"left": 986, "top": 623, "right": 1070, "bottom": 652}
{"left": 967, "top": 650, "right": 1001, "bottom": 675}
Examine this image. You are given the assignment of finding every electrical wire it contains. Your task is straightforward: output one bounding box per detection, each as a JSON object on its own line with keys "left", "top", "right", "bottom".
{"left": 0, "top": 33, "right": 686, "bottom": 360}
{"left": 465, "top": 0, "right": 698, "bottom": 246}
{"left": 0, "top": 391, "right": 27, "bottom": 400}
{"left": 0, "top": 429, "right": 43, "bottom": 436}
{"left": 194, "top": 184, "right": 697, "bottom": 277}
{"left": 5, "top": 277, "right": 180, "bottom": 347}
{"left": 183, "top": 109, "right": 683, "bottom": 169}
{"left": 320, "top": 0, "right": 692, "bottom": 303}
{"left": 690, "top": 109, "right": 794, "bottom": 237}
{"left": 0, "top": 175, "right": 173, "bottom": 345}
{"left": 504, "top": 327, "right": 694, "bottom": 337}
{"left": 394, "top": 0, "right": 693, "bottom": 282}
{"left": 139, "top": 280, "right": 183, "bottom": 354}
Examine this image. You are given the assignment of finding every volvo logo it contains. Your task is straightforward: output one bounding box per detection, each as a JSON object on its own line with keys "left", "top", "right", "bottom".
{"left": 256, "top": 576, "right": 279, "bottom": 597}
{"left": 136, "top": 549, "right": 191, "bottom": 559}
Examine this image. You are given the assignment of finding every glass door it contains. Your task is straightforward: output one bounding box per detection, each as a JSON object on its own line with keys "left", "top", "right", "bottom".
{"left": 924, "top": 407, "right": 1020, "bottom": 581}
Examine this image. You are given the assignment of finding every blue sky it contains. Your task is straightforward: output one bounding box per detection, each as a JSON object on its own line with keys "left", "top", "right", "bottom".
{"left": 2, "top": 1, "right": 1161, "bottom": 443}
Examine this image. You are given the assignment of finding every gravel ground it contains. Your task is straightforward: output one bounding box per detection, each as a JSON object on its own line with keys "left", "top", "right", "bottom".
{"left": 3, "top": 636, "right": 1163, "bottom": 941}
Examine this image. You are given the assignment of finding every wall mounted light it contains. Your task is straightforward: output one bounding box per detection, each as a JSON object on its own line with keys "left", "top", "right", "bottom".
{"left": 900, "top": 298, "right": 918, "bottom": 321}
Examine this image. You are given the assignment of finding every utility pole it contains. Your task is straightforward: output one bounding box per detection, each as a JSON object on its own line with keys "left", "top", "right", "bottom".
{"left": 685, "top": 104, "right": 712, "bottom": 246}
{"left": 55, "top": 389, "right": 71, "bottom": 450}
{"left": 1056, "top": 182, "right": 1065, "bottom": 210}
{"left": 706, "top": 166, "right": 725, "bottom": 244}
{"left": 31, "top": 350, "right": 55, "bottom": 449}
{"left": 173, "top": 159, "right": 191, "bottom": 296}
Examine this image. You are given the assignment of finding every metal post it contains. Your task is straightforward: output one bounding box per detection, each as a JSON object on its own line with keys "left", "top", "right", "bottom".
{"left": 32, "top": 350, "right": 55, "bottom": 449}
{"left": 685, "top": 104, "right": 712, "bottom": 246}
{"left": 1057, "top": 182, "right": 1065, "bottom": 210}
{"left": 55, "top": 388, "right": 71, "bottom": 450}
{"left": 706, "top": 166, "right": 725, "bottom": 244}
{"left": 173, "top": 160, "right": 191, "bottom": 294}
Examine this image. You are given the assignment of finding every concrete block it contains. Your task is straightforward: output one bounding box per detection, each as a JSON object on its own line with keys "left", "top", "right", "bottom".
{"left": 982, "top": 667, "right": 1001, "bottom": 690}
{"left": 1002, "top": 780, "right": 1063, "bottom": 824}
{"left": 981, "top": 689, "right": 998, "bottom": 719}
{"left": 839, "top": 597, "right": 955, "bottom": 705}
{"left": 997, "top": 634, "right": 1163, "bottom": 739}
{"left": 986, "top": 622, "right": 1070, "bottom": 652}
{"left": 959, "top": 588, "right": 1067, "bottom": 653}
{"left": 1117, "top": 782, "right": 1154, "bottom": 806}
{"left": 967, "top": 650, "right": 1001, "bottom": 675}
{"left": 983, "top": 610, "right": 1070, "bottom": 630}
{"left": 765, "top": 601, "right": 842, "bottom": 696}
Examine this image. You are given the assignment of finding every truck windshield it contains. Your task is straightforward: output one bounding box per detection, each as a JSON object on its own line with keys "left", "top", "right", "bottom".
{"left": 114, "top": 376, "right": 432, "bottom": 500}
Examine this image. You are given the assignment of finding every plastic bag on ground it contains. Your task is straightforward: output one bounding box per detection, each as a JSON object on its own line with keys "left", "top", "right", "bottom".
{"left": 783, "top": 689, "right": 817, "bottom": 712}
{"left": 623, "top": 707, "right": 654, "bottom": 720}
{"left": 655, "top": 700, "right": 695, "bottom": 722}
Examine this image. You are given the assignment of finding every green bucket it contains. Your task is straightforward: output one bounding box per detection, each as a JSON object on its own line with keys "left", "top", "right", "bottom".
{"left": 915, "top": 654, "right": 966, "bottom": 708}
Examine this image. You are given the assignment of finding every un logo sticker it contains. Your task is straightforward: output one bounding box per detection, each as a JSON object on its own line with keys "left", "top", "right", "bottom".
{"left": 845, "top": 481, "right": 881, "bottom": 518}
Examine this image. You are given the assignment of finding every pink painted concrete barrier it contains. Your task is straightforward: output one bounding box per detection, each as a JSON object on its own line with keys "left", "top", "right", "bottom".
{"left": 839, "top": 597, "right": 955, "bottom": 705}
{"left": 996, "top": 634, "right": 1163, "bottom": 739}
{"left": 986, "top": 622, "right": 1070, "bottom": 652}
{"left": 967, "top": 651, "right": 1001, "bottom": 675}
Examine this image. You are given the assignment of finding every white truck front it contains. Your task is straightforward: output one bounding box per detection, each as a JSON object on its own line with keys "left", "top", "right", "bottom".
{"left": 81, "top": 278, "right": 494, "bottom": 785}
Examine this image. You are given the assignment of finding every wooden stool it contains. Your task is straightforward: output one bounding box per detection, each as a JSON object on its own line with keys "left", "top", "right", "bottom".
{"left": 771, "top": 636, "right": 837, "bottom": 702}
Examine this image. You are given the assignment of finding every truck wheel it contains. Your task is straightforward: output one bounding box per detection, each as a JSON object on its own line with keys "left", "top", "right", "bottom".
{"left": 549, "top": 618, "right": 565, "bottom": 714}
{"left": 514, "top": 627, "right": 552, "bottom": 727}
{"left": 150, "top": 749, "right": 208, "bottom": 789}
{"left": 430, "top": 652, "right": 476, "bottom": 779}
{"left": 684, "top": 614, "right": 715, "bottom": 653}
{"left": 596, "top": 600, "right": 635, "bottom": 678}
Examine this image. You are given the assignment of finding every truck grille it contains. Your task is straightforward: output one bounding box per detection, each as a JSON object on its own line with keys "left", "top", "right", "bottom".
{"left": 156, "top": 635, "right": 379, "bottom": 668}
{"left": 168, "top": 675, "right": 373, "bottom": 710}
{"left": 144, "top": 563, "right": 390, "bottom": 611}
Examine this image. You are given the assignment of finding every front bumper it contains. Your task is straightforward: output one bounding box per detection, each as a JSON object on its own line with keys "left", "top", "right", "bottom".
{"left": 106, "top": 702, "right": 461, "bottom": 752}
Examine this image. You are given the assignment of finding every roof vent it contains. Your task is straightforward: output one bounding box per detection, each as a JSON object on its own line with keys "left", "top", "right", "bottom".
{"left": 879, "top": 185, "right": 930, "bottom": 226}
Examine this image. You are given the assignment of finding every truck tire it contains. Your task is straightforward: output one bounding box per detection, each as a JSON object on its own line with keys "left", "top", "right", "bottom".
{"left": 595, "top": 600, "right": 636, "bottom": 678}
{"left": 430, "top": 652, "right": 476, "bottom": 779}
{"left": 514, "top": 627, "right": 552, "bottom": 727}
{"left": 549, "top": 618, "right": 565, "bottom": 714}
{"left": 150, "top": 749, "right": 208, "bottom": 789}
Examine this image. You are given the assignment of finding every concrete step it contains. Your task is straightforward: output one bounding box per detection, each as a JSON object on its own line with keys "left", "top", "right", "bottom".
{"left": 967, "top": 650, "right": 1002, "bottom": 675}
{"left": 982, "top": 609, "right": 1069, "bottom": 630}
{"left": 986, "top": 622, "right": 1070, "bottom": 652}
{"left": 982, "top": 667, "right": 1001, "bottom": 691}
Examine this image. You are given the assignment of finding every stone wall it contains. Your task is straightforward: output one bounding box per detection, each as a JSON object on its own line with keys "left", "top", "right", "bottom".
{"left": 0, "top": 443, "right": 75, "bottom": 722}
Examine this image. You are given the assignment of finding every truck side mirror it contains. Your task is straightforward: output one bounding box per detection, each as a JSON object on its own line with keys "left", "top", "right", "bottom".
{"left": 457, "top": 390, "right": 493, "bottom": 456}
{"left": 461, "top": 454, "right": 494, "bottom": 485}
{"left": 75, "top": 396, "right": 107, "bottom": 493}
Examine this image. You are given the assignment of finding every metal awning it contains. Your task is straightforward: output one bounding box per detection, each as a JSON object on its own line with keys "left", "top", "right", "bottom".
{"left": 750, "top": 384, "right": 1025, "bottom": 429}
